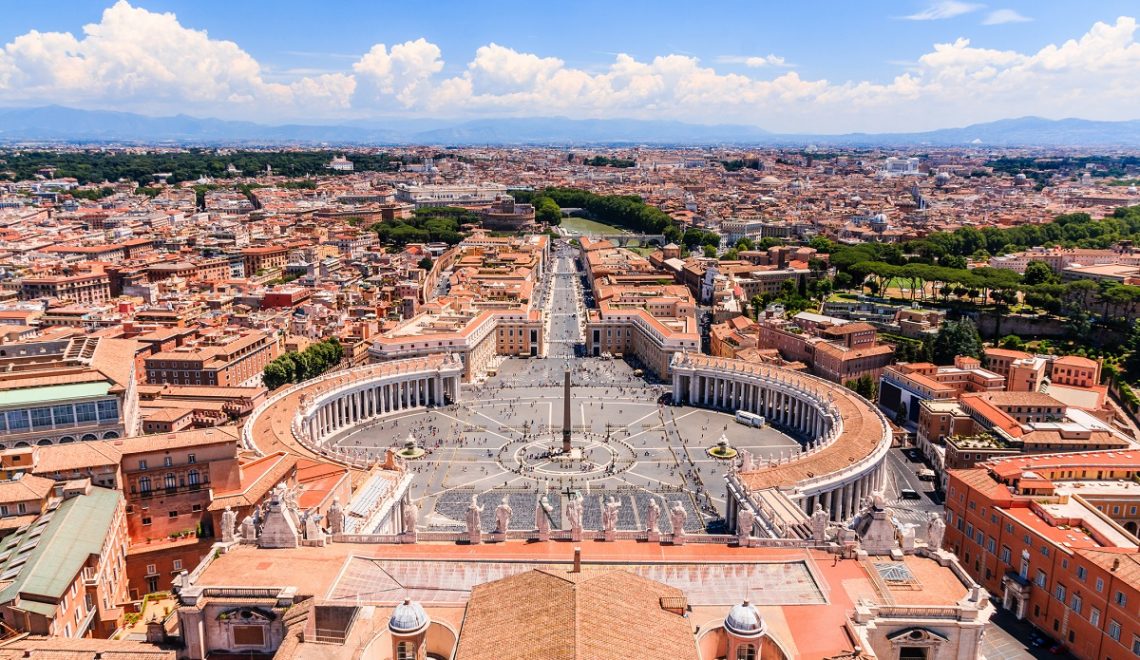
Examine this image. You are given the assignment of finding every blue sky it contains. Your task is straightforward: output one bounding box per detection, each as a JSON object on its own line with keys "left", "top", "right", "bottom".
{"left": 1, "top": 1, "right": 1138, "bottom": 132}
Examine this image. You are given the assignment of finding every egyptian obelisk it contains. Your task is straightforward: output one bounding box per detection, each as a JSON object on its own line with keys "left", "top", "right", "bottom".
{"left": 562, "top": 363, "right": 572, "bottom": 453}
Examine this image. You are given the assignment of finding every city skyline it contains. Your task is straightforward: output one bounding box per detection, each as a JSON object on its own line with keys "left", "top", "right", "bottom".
{"left": 2, "top": 1, "right": 1140, "bottom": 134}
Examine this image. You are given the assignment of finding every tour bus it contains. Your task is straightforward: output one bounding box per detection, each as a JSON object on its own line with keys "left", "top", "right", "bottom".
{"left": 735, "top": 410, "right": 766, "bottom": 428}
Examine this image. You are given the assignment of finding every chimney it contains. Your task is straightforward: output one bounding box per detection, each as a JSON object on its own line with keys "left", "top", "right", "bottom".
{"left": 572, "top": 547, "right": 581, "bottom": 573}
{"left": 1114, "top": 558, "right": 1122, "bottom": 572}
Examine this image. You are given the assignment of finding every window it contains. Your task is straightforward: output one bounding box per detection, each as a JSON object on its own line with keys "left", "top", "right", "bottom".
{"left": 168, "top": 511, "right": 178, "bottom": 519}
{"left": 164, "top": 474, "right": 176, "bottom": 492}
{"left": 1041, "top": 545, "right": 1050, "bottom": 557}
{"left": 1000, "top": 546, "right": 1012, "bottom": 563}
{"left": 1055, "top": 584, "right": 1066, "bottom": 602}
{"left": 30, "top": 407, "right": 52, "bottom": 430}
{"left": 163, "top": 457, "right": 173, "bottom": 467}
{"left": 1090, "top": 607, "right": 1101, "bottom": 627}
{"left": 146, "top": 564, "right": 157, "bottom": 576}
{"left": 139, "top": 477, "right": 151, "bottom": 493}
{"left": 173, "top": 560, "right": 183, "bottom": 570}
{"left": 16, "top": 503, "right": 25, "bottom": 515}
{"left": 96, "top": 399, "right": 118, "bottom": 421}
{"left": 1077, "top": 565, "right": 1087, "bottom": 581}
{"left": 188, "top": 470, "right": 200, "bottom": 487}
{"left": 52, "top": 405, "right": 74, "bottom": 426}
{"left": 1131, "top": 636, "right": 1140, "bottom": 655}
{"left": 6, "top": 410, "right": 29, "bottom": 430}
{"left": 736, "top": 645, "right": 756, "bottom": 660}
{"left": 966, "top": 523, "right": 974, "bottom": 538}
{"left": 1096, "top": 577, "right": 1105, "bottom": 593}
{"left": 0, "top": 506, "right": 7, "bottom": 517}
{"left": 142, "top": 517, "right": 151, "bottom": 526}
{"left": 138, "top": 460, "right": 148, "bottom": 471}
{"left": 188, "top": 454, "right": 196, "bottom": 464}
{"left": 987, "top": 537, "right": 996, "bottom": 553}
{"left": 1110, "top": 620, "right": 1122, "bottom": 642}
{"left": 1071, "top": 594, "right": 1082, "bottom": 615}
{"left": 1116, "top": 591, "right": 1127, "bottom": 607}
{"left": 1035, "top": 570, "right": 1047, "bottom": 588}
{"left": 394, "top": 641, "right": 419, "bottom": 660}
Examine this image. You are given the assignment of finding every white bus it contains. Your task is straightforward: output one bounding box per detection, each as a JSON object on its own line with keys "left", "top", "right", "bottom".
{"left": 735, "top": 410, "right": 765, "bottom": 428}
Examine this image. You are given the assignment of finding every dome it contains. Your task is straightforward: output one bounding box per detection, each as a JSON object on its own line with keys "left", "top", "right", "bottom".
{"left": 389, "top": 599, "right": 429, "bottom": 634}
{"left": 724, "top": 600, "right": 766, "bottom": 638}
{"left": 760, "top": 176, "right": 781, "bottom": 185}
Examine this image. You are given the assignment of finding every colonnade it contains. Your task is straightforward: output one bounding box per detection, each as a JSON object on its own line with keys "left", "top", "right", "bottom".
{"left": 801, "top": 465, "right": 886, "bottom": 522}
{"left": 671, "top": 354, "right": 892, "bottom": 527}
{"left": 675, "top": 372, "right": 835, "bottom": 445}
{"left": 305, "top": 373, "right": 461, "bottom": 445}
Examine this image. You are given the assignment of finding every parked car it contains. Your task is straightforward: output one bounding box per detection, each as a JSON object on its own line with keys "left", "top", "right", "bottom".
{"left": 917, "top": 469, "right": 936, "bottom": 481}
{"left": 900, "top": 488, "right": 921, "bottom": 500}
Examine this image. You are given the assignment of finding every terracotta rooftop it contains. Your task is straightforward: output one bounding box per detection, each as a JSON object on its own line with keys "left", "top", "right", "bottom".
{"left": 456, "top": 569, "right": 696, "bottom": 660}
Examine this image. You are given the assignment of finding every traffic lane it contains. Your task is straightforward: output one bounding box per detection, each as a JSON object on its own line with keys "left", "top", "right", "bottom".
{"left": 886, "top": 448, "right": 928, "bottom": 496}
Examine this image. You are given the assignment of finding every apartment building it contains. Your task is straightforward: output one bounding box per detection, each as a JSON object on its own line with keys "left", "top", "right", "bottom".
{"left": 946, "top": 452, "right": 1140, "bottom": 659}
{"left": 143, "top": 329, "right": 280, "bottom": 388}
{"left": 0, "top": 335, "right": 140, "bottom": 447}
{"left": 880, "top": 356, "right": 1006, "bottom": 424}
{"left": 16, "top": 265, "right": 111, "bottom": 304}
{"left": 118, "top": 427, "right": 242, "bottom": 596}
{"left": 757, "top": 313, "right": 894, "bottom": 386}
{"left": 0, "top": 484, "right": 128, "bottom": 639}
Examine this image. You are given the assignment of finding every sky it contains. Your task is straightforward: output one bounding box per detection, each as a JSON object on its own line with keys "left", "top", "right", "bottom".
{"left": 0, "top": 0, "right": 1138, "bottom": 133}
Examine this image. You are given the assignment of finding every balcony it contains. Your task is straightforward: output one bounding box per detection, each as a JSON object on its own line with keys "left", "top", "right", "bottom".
{"left": 82, "top": 567, "right": 98, "bottom": 587}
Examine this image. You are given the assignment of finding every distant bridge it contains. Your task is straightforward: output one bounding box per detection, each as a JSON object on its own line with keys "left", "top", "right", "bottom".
{"left": 586, "top": 234, "right": 667, "bottom": 247}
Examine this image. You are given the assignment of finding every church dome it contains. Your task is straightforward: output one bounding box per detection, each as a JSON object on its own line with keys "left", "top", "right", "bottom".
{"left": 724, "top": 600, "right": 766, "bottom": 638}
{"left": 389, "top": 599, "right": 429, "bottom": 635}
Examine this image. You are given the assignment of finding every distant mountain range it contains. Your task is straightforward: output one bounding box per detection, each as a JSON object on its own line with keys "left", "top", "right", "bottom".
{"left": 2, "top": 105, "right": 1140, "bottom": 147}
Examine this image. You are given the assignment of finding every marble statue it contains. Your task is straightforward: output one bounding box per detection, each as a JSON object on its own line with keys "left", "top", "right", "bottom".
{"left": 535, "top": 495, "right": 550, "bottom": 535}
{"left": 567, "top": 497, "right": 583, "bottom": 533}
{"left": 927, "top": 512, "right": 946, "bottom": 550}
{"left": 739, "top": 449, "right": 754, "bottom": 472}
{"left": 669, "top": 501, "right": 688, "bottom": 537}
{"left": 327, "top": 497, "right": 345, "bottom": 535}
{"left": 304, "top": 511, "right": 324, "bottom": 542}
{"left": 811, "top": 502, "right": 829, "bottom": 542}
{"left": 402, "top": 499, "right": 419, "bottom": 534}
{"left": 602, "top": 496, "right": 621, "bottom": 533}
{"left": 495, "top": 495, "right": 513, "bottom": 534}
{"left": 737, "top": 507, "right": 755, "bottom": 543}
{"left": 241, "top": 515, "right": 256, "bottom": 541}
{"left": 221, "top": 506, "right": 237, "bottom": 543}
{"left": 467, "top": 495, "right": 484, "bottom": 540}
{"left": 645, "top": 497, "right": 661, "bottom": 533}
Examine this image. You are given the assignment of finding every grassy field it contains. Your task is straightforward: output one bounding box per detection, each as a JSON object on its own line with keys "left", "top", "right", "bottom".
{"left": 561, "top": 216, "right": 623, "bottom": 235}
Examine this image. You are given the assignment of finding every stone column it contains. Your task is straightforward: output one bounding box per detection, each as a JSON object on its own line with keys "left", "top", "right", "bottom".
{"left": 829, "top": 489, "right": 840, "bottom": 522}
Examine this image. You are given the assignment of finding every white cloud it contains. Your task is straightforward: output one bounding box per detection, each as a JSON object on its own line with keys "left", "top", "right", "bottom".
{"left": 983, "top": 9, "right": 1032, "bottom": 25}
{"left": 352, "top": 38, "right": 443, "bottom": 106}
{"left": 2, "top": 3, "right": 1140, "bottom": 133}
{"left": 716, "top": 54, "right": 790, "bottom": 68}
{"left": 0, "top": 0, "right": 354, "bottom": 114}
{"left": 903, "top": 1, "right": 985, "bottom": 21}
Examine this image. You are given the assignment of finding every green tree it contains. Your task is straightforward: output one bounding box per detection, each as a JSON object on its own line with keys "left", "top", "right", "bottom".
{"left": 932, "top": 318, "right": 984, "bottom": 365}
{"left": 533, "top": 196, "right": 562, "bottom": 225}
{"left": 1022, "top": 261, "right": 1055, "bottom": 286}
{"left": 418, "top": 256, "right": 434, "bottom": 271}
{"left": 262, "top": 362, "right": 290, "bottom": 390}
{"left": 703, "top": 245, "right": 718, "bottom": 258}
{"left": 998, "top": 335, "right": 1025, "bottom": 350}
{"left": 894, "top": 404, "right": 909, "bottom": 427}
